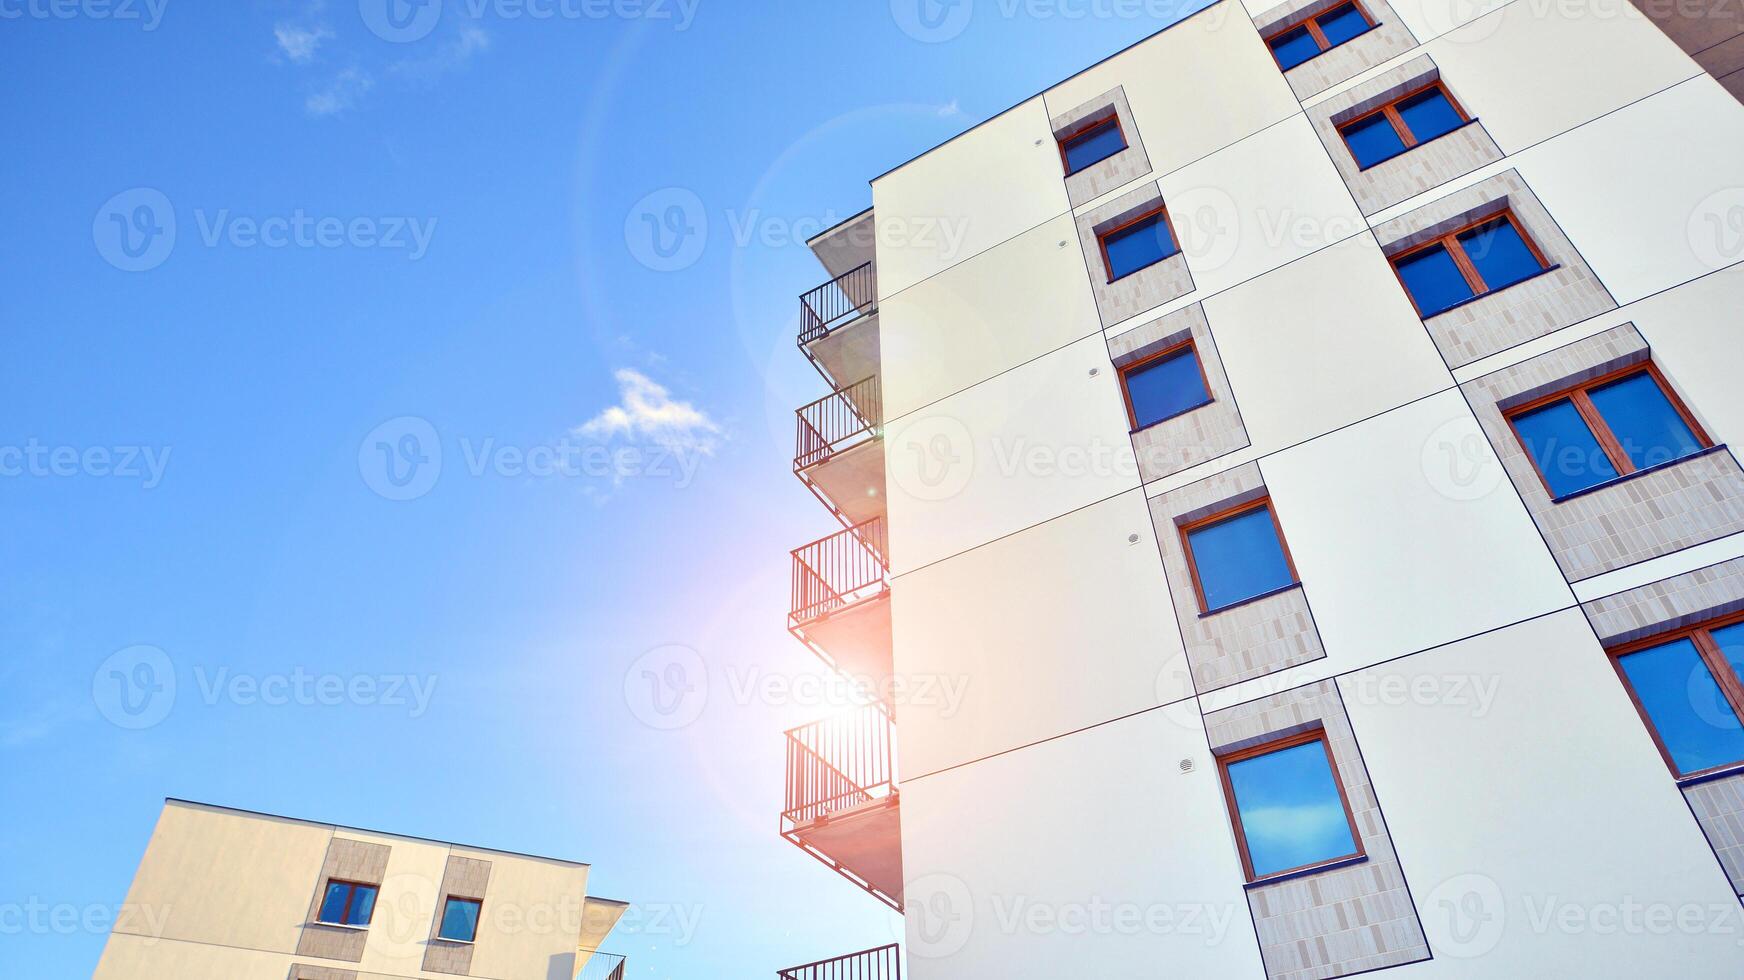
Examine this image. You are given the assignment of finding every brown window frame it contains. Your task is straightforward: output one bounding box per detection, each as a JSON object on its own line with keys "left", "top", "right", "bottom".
{"left": 1117, "top": 338, "right": 1215, "bottom": 432}
{"left": 1387, "top": 209, "right": 1552, "bottom": 318}
{"left": 437, "top": 895, "right": 485, "bottom": 942}
{"left": 1216, "top": 728, "right": 1367, "bottom": 883}
{"left": 1263, "top": 0, "right": 1377, "bottom": 69}
{"left": 1607, "top": 611, "right": 1744, "bottom": 782}
{"left": 316, "top": 879, "right": 379, "bottom": 927}
{"left": 1336, "top": 81, "right": 1471, "bottom": 164}
{"left": 1502, "top": 360, "right": 1712, "bottom": 500}
{"left": 1096, "top": 203, "right": 1182, "bottom": 284}
{"left": 1057, "top": 113, "right": 1127, "bottom": 176}
{"left": 1178, "top": 496, "right": 1301, "bottom": 615}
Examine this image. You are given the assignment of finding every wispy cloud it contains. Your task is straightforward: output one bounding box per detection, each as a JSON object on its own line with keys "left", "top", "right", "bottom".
{"left": 576, "top": 369, "right": 722, "bottom": 454}
{"left": 0, "top": 697, "right": 86, "bottom": 748}
{"left": 936, "top": 99, "right": 963, "bottom": 118}
{"left": 306, "top": 67, "right": 374, "bottom": 117}
{"left": 390, "top": 26, "right": 491, "bottom": 85}
{"left": 275, "top": 21, "right": 333, "bottom": 63}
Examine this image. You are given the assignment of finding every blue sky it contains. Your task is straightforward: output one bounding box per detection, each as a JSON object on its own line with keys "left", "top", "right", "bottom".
{"left": 0, "top": 1, "right": 1208, "bottom": 975}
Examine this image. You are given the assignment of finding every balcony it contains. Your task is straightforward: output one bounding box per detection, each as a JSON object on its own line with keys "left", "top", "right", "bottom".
{"left": 789, "top": 517, "right": 892, "bottom": 688}
{"left": 796, "top": 376, "right": 885, "bottom": 527}
{"left": 799, "top": 261, "right": 881, "bottom": 391}
{"left": 576, "top": 952, "right": 626, "bottom": 980}
{"left": 782, "top": 705, "right": 903, "bottom": 912}
{"left": 779, "top": 944, "right": 903, "bottom": 979}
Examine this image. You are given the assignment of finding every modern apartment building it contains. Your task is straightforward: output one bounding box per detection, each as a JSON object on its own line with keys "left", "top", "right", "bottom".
{"left": 776, "top": 0, "right": 1744, "bottom": 976}
{"left": 92, "top": 800, "right": 629, "bottom": 980}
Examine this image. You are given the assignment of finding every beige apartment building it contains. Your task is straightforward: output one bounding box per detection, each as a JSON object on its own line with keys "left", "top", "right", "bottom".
{"left": 93, "top": 800, "right": 628, "bottom": 980}
{"left": 776, "top": 0, "right": 1744, "bottom": 977}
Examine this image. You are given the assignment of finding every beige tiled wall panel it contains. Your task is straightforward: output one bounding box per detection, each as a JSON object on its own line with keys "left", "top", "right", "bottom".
{"left": 1205, "top": 680, "right": 1430, "bottom": 980}
{"left": 296, "top": 837, "right": 393, "bottom": 963}
{"left": 1109, "top": 304, "right": 1251, "bottom": 483}
{"left": 1306, "top": 55, "right": 1503, "bottom": 215}
{"left": 1149, "top": 463, "right": 1327, "bottom": 691}
{"left": 1375, "top": 169, "right": 1616, "bottom": 367}
{"left": 289, "top": 967, "right": 358, "bottom": 980}
{"left": 1255, "top": 0, "right": 1420, "bottom": 99}
{"left": 422, "top": 855, "right": 493, "bottom": 976}
{"left": 1686, "top": 775, "right": 1744, "bottom": 895}
{"left": 1581, "top": 555, "right": 1744, "bottom": 646}
{"left": 1075, "top": 182, "right": 1195, "bottom": 325}
{"left": 1465, "top": 324, "right": 1744, "bottom": 580}
{"left": 1052, "top": 86, "right": 1153, "bottom": 209}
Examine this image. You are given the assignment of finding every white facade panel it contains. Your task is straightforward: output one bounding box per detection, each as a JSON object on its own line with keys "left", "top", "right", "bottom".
{"left": 891, "top": 489, "right": 1188, "bottom": 778}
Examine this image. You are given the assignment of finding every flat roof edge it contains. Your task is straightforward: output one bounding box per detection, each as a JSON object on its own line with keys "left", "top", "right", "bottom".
{"left": 805, "top": 205, "right": 877, "bottom": 247}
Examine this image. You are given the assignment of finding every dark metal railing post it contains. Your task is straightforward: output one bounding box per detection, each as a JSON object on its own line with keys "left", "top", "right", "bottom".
{"left": 778, "top": 944, "right": 902, "bottom": 979}
{"left": 794, "top": 376, "right": 882, "bottom": 472}
{"left": 789, "top": 517, "right": 889, "bottom": 626}
{"left": 799, "top": 262, "right": 878, "bottom": 346}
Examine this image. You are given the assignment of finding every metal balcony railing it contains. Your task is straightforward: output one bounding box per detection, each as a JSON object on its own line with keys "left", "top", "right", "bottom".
{"left": 778, "top": 944, "right": 902, "bottom": 980}
{"left": 795, "top": 376, "right": 882, "bottom": 472}
{"left": 799, "top": 262, "right": 878, "bottom": 346}
{"left": 783, "top": 704, "right": 897, "bottom": 828}
{"left": 576, "top": 952, "right": 626, "bottom": 980}
{"left": 790, "top": 517, "right": 889, "bottom": 627}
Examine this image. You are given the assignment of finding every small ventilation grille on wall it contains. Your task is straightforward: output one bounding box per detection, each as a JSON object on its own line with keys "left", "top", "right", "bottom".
{"left": 1179, "top": 758, "right": 1195, "bottom": 773}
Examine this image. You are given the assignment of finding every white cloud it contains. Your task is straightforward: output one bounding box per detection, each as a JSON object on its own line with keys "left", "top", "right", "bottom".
{"left": 576, "top": 369, "right": 722, "bottom": 453}
{"left": 306, "top": 67, "right": 373, "bottom": 117}
{"left": 275, "top": 22, "right": 332, "bottom": 63}
{"left": 936, "top": 99, "right": 963, "bottom": 118}
{"left": 390, "top": 26, "right": 491, "bottom": 84}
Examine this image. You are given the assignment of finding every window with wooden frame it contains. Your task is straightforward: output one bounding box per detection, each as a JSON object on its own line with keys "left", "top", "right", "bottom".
{"left": 1098, "top": 205, "right": 1180, "bottom": 283}
{"left": 316, "top": 879, "right": 379, "bottom": 927}
{"left": 1218, "top": 729, "right": 1365, "bottom": 882}
{"left": 1338, "top": 81, "right": 1471, "bottom": 170}
{"left": 437, "top": 896, "right": 484, "bottom": 942}
{"left": 1120, "top": 340, "right": 1213, "bottom": 432}
{"left": 1609, "top": 613, "right": 1744, "bottom": 781}
{"left": 1389, "top": 210, "right": 1551, "bottom": 318}
{"left": 1505, "top": 362, "right": 1711, "bottom": 500}
{"left": 1058, "top": 114, "right": 1127, "bottom": 176}
{"left": 1181, "top": 497, "right": 1300, "bottom": 614}
{"left": 1265, "top": 1, "right": 1377, "bottom": 71}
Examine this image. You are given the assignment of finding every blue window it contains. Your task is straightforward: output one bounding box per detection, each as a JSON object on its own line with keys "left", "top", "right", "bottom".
{"left": 1391, "top": 211, "right": 1547, "bottom": 317}
{"left": 1614, "top": 620, "right": 1744, "bottom": 779}
{"left": 438, "top": 897, "right": 483, "bottom": 942}
{"left": 1266, "top": 2, "right": 1374, "bottom": 70}
{"left": 1184, "top": 501, "right": 1297, "bottom": 613}
{"left": 317, "top": 880, "right": 378, "bottom": 927}
{"left": 1123, "top": 344, "right": 1212, "bottom": 430}
{"left": 1099, "top": 208, "right": 1179, "bottom": 282}
{"left": 1222, "top": 734, "right": 1362, "bottom": 880}
{"left": 1508, "top": 365, "right": 1709, "bottom": 499}
{"left": 1061, "top": 117, "right": 1126, "bottom": 175}
{"left": 1339, "top": 84, "right": 1469, "bottom": 169}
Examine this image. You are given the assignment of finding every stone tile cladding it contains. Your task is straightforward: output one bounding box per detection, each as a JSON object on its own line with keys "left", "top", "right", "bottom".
{"left": 1148, "top": 463, "right": 1326, "bottom": 691}
{"left": 289, "top": 967, "right": 358, "bottom": 980}
{"left": 1253, "top": 0, "right": 1419, "bottom": 100}
{"left": 1373, "top": 169, "right": 1618, "bottom": 368}
{"left": 1109, "top": 303, "right": 1252, "bottom": 483}
{"left": 422, "top": 855, "right": 494, "bottom": 976}
{"left": 1686, "top": 775, "right": 1744, "bottom": 895}
{"left": 1306, "top": 55, "right": 1504, "bottom": 215}
{"left": 1051, "top": 86, "right": 1153, "bottom": 209}
{"left": 1206, "top": 680, "right": 1430, "bottom": 980}
{"left": 296, "top": 837, "right": 392, "bottom": 963}
{"left": 1464, "top": 323, "right": 1744, "bottom": 580}
{"left": 1075, "top": 182, "right": 1196, "bottom": 327}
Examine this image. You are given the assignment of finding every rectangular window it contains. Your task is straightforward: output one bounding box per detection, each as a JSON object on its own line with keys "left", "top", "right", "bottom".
{"left": 1505, "top": 362, "right": 1710, "bottom": 499}
{"left": 1059, "top": 116, "right": 1127, "bottom": 175}
{"left": 438, "top": 897, "right": 483, "bottom": 942}
{"left": 1338, "top": 83, "right": 1470, "bottom": 169}
{"left": 1181, "top": 498, "right": 1299, "bottom": 614}
{"left": 1265, "top": 2, "right": 1376, "bottom": 70}
{"left": 1610, "top": 615, "right": 1744, "bottom": 780}
{"left": 1098, "top": 206, "right": 1180, "bottom": 282}
{"left": 316, "top": 880, "right": 378, "bottom": 927}
{"left": 1390, "top": 211, "right": 1549, "bottom": 317}
{"left": 1121, "top": 341, "right": 1213, "bottom": 431}
{"left": 1219, "top": 730, "right": 1364, "bottom": 881}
